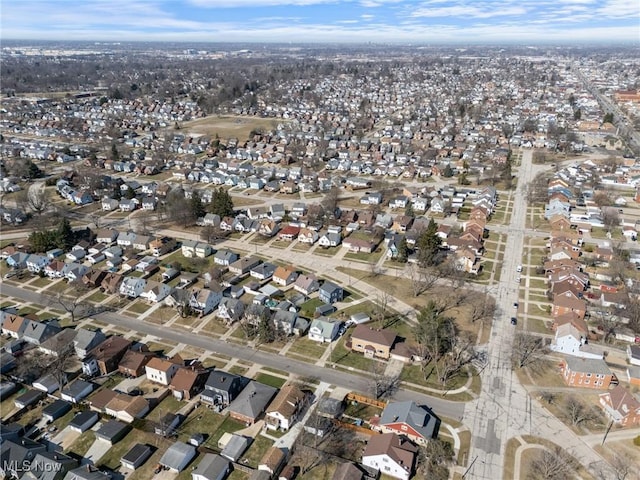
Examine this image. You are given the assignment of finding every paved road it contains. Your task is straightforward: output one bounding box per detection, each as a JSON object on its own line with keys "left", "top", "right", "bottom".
{"left": 465, "top": 150, "right": 610, "bottom": 479}
{"left": 0, "top": 283, "right": 465, "bottom": 421}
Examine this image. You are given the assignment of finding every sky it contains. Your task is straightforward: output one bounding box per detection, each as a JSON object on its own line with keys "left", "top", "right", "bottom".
{"left": 1, "top": 0, "right": 639, "bottom": 45}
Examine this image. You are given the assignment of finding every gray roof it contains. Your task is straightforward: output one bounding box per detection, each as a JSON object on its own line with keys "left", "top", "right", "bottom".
{"left": 159, "top": 441, "right": 196, "bottom": 471}
{"left": 229, "top": 380, "right": 277, "bottom": 421}
{"left": 205, "top": 370, "right": 242, "bottom": 392}
{"left": 320, "top": 281, "right": 342, "bottom": 294}
{"left": 22, "top": 321, "right": 61, "bottom": 344}
{"left": 380, "top": 401, "right": 439, "bottom": 440}
{"left": 221, "top": 434, "right": 251, "bottom": 462}
{"left": 43, "top": 399, "right": 72, "bottom": 419}
{"left": 122, "top": 443, "right": 153, "bottom": 465}
{"left": 95, "top": 420, "right": 130, "bottom": 440}
{"left": 192, "top": 453, "right": 230, "bottom": 480}
{"left": 63, "top": 466, "right": 110, "bottom": 480}
{"left": 564, "top": 356, "right": 612, "bottom": 375}
{"left": 69, "top": 411, "right": 99, "bottom": 430}
{"left": 31, "top": 451, "right": 77, "bottom": 479}
{"left": 61, "top": 379, "right": 93, "bottom": 399}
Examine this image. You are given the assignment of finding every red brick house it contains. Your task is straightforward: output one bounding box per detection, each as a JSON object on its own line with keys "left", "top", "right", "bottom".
{"left": 561, "top": 357, "right": 616, "bottom": 390}
{"left": 599, "top": 385, "right": 640, "bottom": 427}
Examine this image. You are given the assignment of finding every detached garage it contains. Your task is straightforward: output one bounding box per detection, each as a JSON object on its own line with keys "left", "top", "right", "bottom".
{"left": 159, "top": 441, "right": 196, "bottom": 472}
{"left": 121, "top": 443, "right": 153, "bottom": 470}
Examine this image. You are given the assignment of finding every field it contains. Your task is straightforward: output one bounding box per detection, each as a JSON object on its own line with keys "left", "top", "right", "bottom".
{"left": 180, "top": 115, "right": 282, "bottom": 141}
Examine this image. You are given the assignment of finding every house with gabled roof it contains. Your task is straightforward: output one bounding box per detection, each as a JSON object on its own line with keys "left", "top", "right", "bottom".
{"left": 293, "top": 274, "right": 320, "bottom": 296}
{"left": 599, "top": 385, "right": 640, "bottom": 427}
{"left": 265, "top": 383, "right": 310, "bottom": 431}
{"left": 372, "top": 401, "right": 440, "bottom": 444}
{"left": 561, "top": 357, "right": 616, "bottom": 390}
{"left": 552, "top": 291, "right": 587, "bottom": 319}
{"left": 216, "top": 297, "right": 245, "bottom": 325}
{"left": 74, "top": 328, "right": 106, "bottom": 359}
{"left": 362, "top": 433, "right": 417, "bottom": 480}
{"left": 214, "top": 249, "right": 238, "bottom": 266}
{"left": 229, "top": 380, "right": 278, "bottom": 425}
{"left": 350, "top": 325, "right": 397, "bottom": 359}
{"left": 83, "top": 336, "right": 132, "bottom": 376}
{"left": 201, "top": 370, "right": 245, "bottom": 406}
{"left": 273, "top": 266, "right": 298, "bottom": 286}
{"left": 308, "top": 317, "right": 340, "bottom": 343}
{"left": 145, "top": 356, "right": 182, "bottom": 386}
{"left": 170, "top": 365, "right": 209, "bottom": 401}
{"left": 189, "top": 287, "right": 222, "bottom": 316}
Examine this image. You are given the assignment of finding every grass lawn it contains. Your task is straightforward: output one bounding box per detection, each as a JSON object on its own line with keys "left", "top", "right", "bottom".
{"left": 241, "top": 434, "right": 274, "bottom": 468}
{"left": 147, "top": 395, "right": 184, "bottom": 422}
{"left": 400, "top": 363, "right": 472, "bottom": 394}
{"left": 172, "top": 315, "right": 201, "bottom": 328}
{"left": 208, "top": 415, "right": 246, "bottom": 448}
{"left": 146, "top": 341, "right": 172, "bottom": 354}
{"left": 292, "top": 243, "right": 312, "bottom": 252}
{"left": 337, "top": 300, "right": 376, "bottom": 319}
{"left": 330, "top": 336, "right": 374, "bottom": 372}
{"left": 201, "top": 319, "right": 229, "bottom": 336}
{"left": 502, "top": 437, "right": 520, "bottom": 480}
{"left": 526, "top": 318, "right": 551, "bottom": 334}
{"left": 300, "top": 297, "right": 324, "bottom": 317}
{"left": 202, "top": 357, "right": 229, "bottom": 369}
{"left": 344, "top": 247, "right": 384, "bottom": 264}
{"left": 255, "top": 373, "right": 287, "bottom": 389}
{"left": 286, "top": 337, "right": 328, "bottom": 359}
{"left": 86, "top": 291, "right": 109, "bottom": 303}
{"left": 176, "top": 408, "right": 225, "bottom": 446}
{"left": 29, "top": 277, "right": 52, "bottom": 288}
{"left": 456, "top": 429, "right": 472, "bottom": 467}
{"left": 126, "top": 301, "right": 152, "bottom": 315}
{"left": 17, "top": 305, "right": 40, "bottom": 316}
{"left": 314, "top": 246, "right": 341, "bottom": 257}
{"left": 65, "top": 430, "right": 96, "bottom": 458}
{"left": 229, "top": 365, "right": 249, "bottom": 376}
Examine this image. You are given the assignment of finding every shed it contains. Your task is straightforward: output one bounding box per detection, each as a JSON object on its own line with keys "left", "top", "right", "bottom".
{"left": 43, "top": 399, "right": 72, "bottom": 422}
{"left": 159, "top": 441, "right": 196, "bottom": 472}
{"left": 14, "top": 389, "right": 45, "bottom": 409}
{"left": 69, "top": 411, "right": 99, "bottom": 433}
{"left": 220, "top": 434, "right": 252, "bottom": 462}
{"left": 61, "top": 379, "right": 94, "bottom": 403}
{"left": 121, "top": 443, "right": 153, "bottom": 470}
{"left": 192, "top": 453, "right": 231, "bottom": 480}
{"left": 95, "top": 420, "right": 131, "bottom": 444}
{"left": 32, "top": 373, "right": 61, "bottom": 394}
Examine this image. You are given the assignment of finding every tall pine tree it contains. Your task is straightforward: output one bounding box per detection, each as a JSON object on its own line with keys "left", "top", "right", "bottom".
{"left": 417, "top": 218, "right": 442, "bottom": 267}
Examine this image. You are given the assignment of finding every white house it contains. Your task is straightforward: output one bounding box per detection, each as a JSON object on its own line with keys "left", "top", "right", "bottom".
{"left": 26, "top": 254, "right": 50, "bottom": 274}
{"left": 140, "top": 281, "right": 172, "bottom": 303}
{"left": 189, "top": 287, "right": 222, "bottom": 316}
{"left": 119, "top": 277, "right": 147, "bottom": 298}
{"left": 362, "top": 433, "right": 416, "bottom": 480}
{"left": 145, "top": 357, "right": 181, "bottom": 386}
{"left": 308, "top": 317, "right": 340, "bottom": 343}
{"left": 550, "top": 323, "right": 604, "bottom": 359}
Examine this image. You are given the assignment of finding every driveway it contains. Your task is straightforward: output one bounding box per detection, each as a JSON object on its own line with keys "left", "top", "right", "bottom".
{"left": 82, "top": 437, "right": 112, "bottom": 466}
{"left": 51, "top": 426, "right": 81, "bottom": 450}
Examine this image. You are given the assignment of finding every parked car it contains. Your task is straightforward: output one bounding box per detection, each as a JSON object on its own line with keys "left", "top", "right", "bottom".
{"left": 510, "top": 317, "right": 517, "bottom": 325}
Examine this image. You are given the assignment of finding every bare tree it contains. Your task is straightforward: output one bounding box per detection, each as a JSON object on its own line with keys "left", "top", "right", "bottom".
{"left": 468, "top": 291, "right": 497, "bottom": 323}
{"left": 373, "top": 290, "right": 394, "bottom": 328}
{"left": 601, "top": 207, "right": 621, "bottom": 233}
{"left": 527, "top": 172, "right": 552, "bottom": 205}
{"left": 295, "top": 444, "right": 326, "bottom": 475}
{"left": 527, "top": 446, "right": 576, "bottom": 480}
{"left": 416, "top": 439, "right": 454, "bottom": 480}
{"left": 52, "top": 287, "right": 89, "bottom": 323}
{"left": 437, "top": 331, "right": 479, "bottom": 385}
{"left": 561, "top": 395, "right": 602, "bottom": 427}
{"left": 27, "top": 185, "right": 50, "bottom": 215}
{"left": 408, "top": 264, "right": 442, "bottom": 297}
{"left": 512, "top": 333, "right": 548, "bottom": 369}
{"left": 539, "top": 391, "right": 557, "bottom": 405}
{"left": 609, "top": 453, "right": 635, "bottom": 480}
{"left": 369, "top": 360, "right": 401, "bottom": 399}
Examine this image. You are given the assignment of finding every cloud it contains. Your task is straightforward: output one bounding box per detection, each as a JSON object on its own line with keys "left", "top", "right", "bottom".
{"left": 361, "top": 14, "right": 375, "bottom": 19}
{"left": 410, "top": 4, "right": 528, "bottom": 19}
{"left": 187, "top": 0, "right": 335, "bottom": 6}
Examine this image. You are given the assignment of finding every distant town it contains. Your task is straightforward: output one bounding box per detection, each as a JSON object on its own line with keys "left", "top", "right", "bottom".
{"left": 1, "top": 42, "right": 640, "bottom": 480}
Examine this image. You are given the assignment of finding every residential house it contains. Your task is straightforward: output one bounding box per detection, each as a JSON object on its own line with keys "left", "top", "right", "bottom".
{"left": 26, "top": 254, "right": 50, "bottom": 274}
{"left": 216, "top": 297, "right": 245, "bottom": 325}
{"left": 145, "top": 356, "right": 182, "bottom": 385}
{"left": 277, "top": 225, "right": 300, "bottom": 242}
{"left": 103, "top": 394, "right": 150, "bottom": 424}
{"left": 119, "top": 277, "right": 147, "bottom": 298}
{"left": 298, "top": 228, "right": 319, "bottom": 244}
{"left": 140, "top": 281, "right": 172, "bottom": 303}
{"left": 150, "top": 236, "right": 178, "bottom": 257}
{"left": 308, "top": 317, "right": 340, "bottom": 343}
{"left": 552, "top": 291, "right": 588, "bottom": 319}
{"left": 627, "top": 345, "right": 640, "bottom": 367}
{"left": 258, "top": 219, "right": 279, "bottom": 238}
{"left": 1, "top": 313, "right": 27, "bottom": 339}
{"left": 170, "top": 366, "right": 209, "bottom": 401}
{"left": 599, "top": 385, "right": 640, "bottom": 427}
{"left": 372, "top": 401, "right": 440, "bottom": 444}
{"left": 22, "top": 320, "right": 61, "bottom": 346}
{"left": 319, "top": 281, "right": 343, "bottom": 304}
{"left": 118, "top": 345, "right": 155, "bottom": 377}
{"left": 265, "top": 383, "right": 310, "bottom": 431}
{"left": 214, "top": 249, "right": 238, "bottom": 266}
{"left": 550, "top": 323, "right": 604, "bottom": 359}
{"left": 229, "top": 257, "right": 262, "bottom": 275}
{"left": 82, "top": 336, "right": 131, "bottom": 376}
{"left": 228, "top": 380, "right": 277, "bottom": 425}
{"left": 201, "top": 370, "right": 245, "bottom": 406}
{"left": 73, "top": 328, "right": 106, "bottom": 359}
{"left": 189, "top": 287, "right": 223, "bottom": 316}
{"left": 267, "top": 266, "right": 298, "bottom": 288}
{"left": 362, "top": 433, "right": 417, "bottom": 480}
{"left": 318, "top": 232, "right": 341, "bottom": 248}
{"left": 293, "top": 274, "right": 320, "bottom": 296}
{"left": 82, "top": 269, "right": 107, "bottom": 289}
{"left": 250, "top": 262, "right": 277, "bottom": 281}
{"left": 350, "top": 325, "right": 397, "bottom": 359}
{"left": 101, "top": 272, "right": 124, "bottom": 294}
{"left": 561, "top": 357, "right": 616, "bottom": 390}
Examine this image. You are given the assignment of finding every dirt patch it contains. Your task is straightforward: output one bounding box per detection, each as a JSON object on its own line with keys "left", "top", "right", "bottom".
{"left": 179, "top": 115, "right": 282, "bottom": 141}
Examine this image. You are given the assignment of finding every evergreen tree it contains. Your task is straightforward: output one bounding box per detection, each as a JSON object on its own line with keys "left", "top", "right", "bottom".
{"left": 417, "top": 218, "right": 442, "bottom": 267}
{"left": 397, "top": 237, "right": 409, "bottom": 263}
{"left": 405, "top": 201, "right": 415, "bottom": 217}
{"left": 57, "top": 218, "right": 74, "bottom": 250}
{"left": 190, "top": 191, "right": 206, "bottom": 219}
{"left": 111, "top": 144, "right": 119, "bottom": 160}
{"left": 209, "top": 187, "right": 234, "bottom": 217}
{"left": 443, "top": 164, "right": 454, "bottom": 178}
